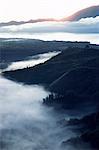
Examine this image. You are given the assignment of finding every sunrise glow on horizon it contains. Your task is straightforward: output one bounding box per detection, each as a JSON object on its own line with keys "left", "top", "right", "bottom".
{"left": 0, "top": 0, "right": 99, "bottom": 22}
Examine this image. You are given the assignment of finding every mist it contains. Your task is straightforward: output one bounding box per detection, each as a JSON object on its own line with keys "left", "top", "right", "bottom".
{"left": 0, "top": 76, "right": 93, "bottom": 150}
{"left": 0, "top": 17, "right": 99, "bottom": 44}
{"left": 0, "top": 16, "right": 99, "bottom": 34}
{"left": 0, "top": 50, "right": 94, "bottom": 150}
{"left": 4, "top": 51, "right": 60, "bottom": 71}
{"left": 0, "top": 76, "right": 78, "bottom": 150}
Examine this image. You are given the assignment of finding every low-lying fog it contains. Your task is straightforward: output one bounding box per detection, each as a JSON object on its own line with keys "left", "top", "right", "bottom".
{"left": 0, "top": 52, "right": 92, "bottom": 150}
{"left": 0, "top": 76, "right": 77, "bottom": 150}
{"left": 3, "top": 51, "right": 60, "bottom": 71}
{"left": 0, "top": 17, "right": 99, "bottom": 44}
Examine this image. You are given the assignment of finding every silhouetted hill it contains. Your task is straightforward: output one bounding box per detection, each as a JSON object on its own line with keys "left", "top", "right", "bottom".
{"left": 1, "top": 5, "right": 99, "bottom": 27}
{"left": 62, "top": 112, "right": 99, "bottom": 149}
{"left": 3, "top": 46, "right": 99, "bottom": 85}
{"left": 0, "top": 39, "right": 71, "bottom": 69}
{"left": 3, "top": 46, "right": 99, "bottom": 111}
{"left": 62, "top": 5, "right": 99, "bottom": 21}
{"left": 0, "top": 39, "right": 90, "bottom": 69}
{"left": 0, "top": 18, "right": 57, "bottom": 27}
{"left": 2, "top": 44, "right": 99, "bottom": 150}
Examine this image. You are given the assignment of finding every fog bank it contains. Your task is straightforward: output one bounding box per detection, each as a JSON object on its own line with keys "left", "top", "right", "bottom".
{"left": 0, "top": 76, "right": 77, "bottom": 150}
{"left": 0, "top": 17, "right": 99, "bottom": 34}
{"left": 4, "top": 51, "right": 60, "bottom": 71}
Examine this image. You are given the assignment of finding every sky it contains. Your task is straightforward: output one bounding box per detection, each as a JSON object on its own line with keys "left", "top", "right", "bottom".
{"left": 0, "top": 0, "right": 99, "bottom": 22}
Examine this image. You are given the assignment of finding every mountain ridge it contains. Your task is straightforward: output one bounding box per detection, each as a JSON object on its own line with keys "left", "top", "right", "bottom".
{"left": 0, "top": 5, "right": 99, "bottom": 27}
{"left": 62, "top": 5, "right": 99, "bottom": 21}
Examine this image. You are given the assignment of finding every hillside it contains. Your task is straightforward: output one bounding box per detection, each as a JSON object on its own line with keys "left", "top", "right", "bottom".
{"left": 0, "top": 39, "right": 62, "bottom": 63}
{"left": 3, "top": 46, "right": 99, "bottom": 110}
{"left": 2, "top": 44, "right": 99, "bottom": 150}
{"left": 0, "top": 39, "right": 90, "bottom": 69}
{"left": 62, "top": 5, "right": 99, "bottom": 21}
{"left": 0, "top": 39, "right": 73, "bottom": 69}
{"left": 62, "top": 112, "right": 99, "bottom": 149}
{"left": 3, "top": 46, "right": 99, "bottom": 86}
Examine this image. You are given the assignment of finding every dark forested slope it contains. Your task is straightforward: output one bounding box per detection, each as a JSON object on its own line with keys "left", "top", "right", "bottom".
{"left": 3, "top": 45, "right": 99, "bottom": 150}
{"left": 3, "top": 47, "right": 99, "bottom": 87}
{"left": 3, "top": 46, "right": 99, "bottom": 110}
{"left": 62, "top": 112, "right": 99, "bottom": 149}
{"left": 0, "top": 39, "right": 66, "bottom": 63}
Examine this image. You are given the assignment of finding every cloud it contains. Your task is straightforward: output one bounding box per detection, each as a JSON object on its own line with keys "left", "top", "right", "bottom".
{"left": 0, "top": 16, "right": 99, "bottom": 34}
{"left": 0, "top": 76, "right": 76, "bottom": 150}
